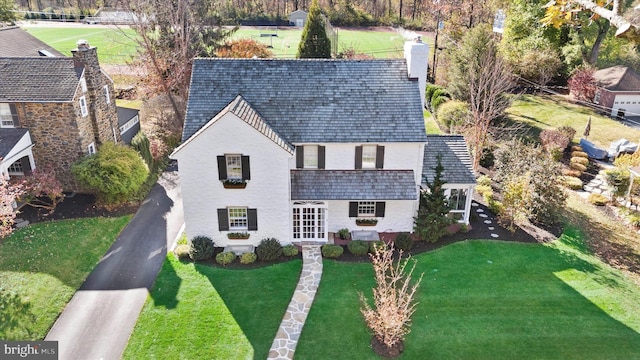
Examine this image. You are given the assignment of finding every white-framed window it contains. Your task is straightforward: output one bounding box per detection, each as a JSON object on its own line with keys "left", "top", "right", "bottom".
{"left": 304, "top": 145, "right": 318, "bottom": 168}
{"left": 0, "top": 103, "right": 15, "bottom": 128}
{"left": 79, "top": 96, "right": 88, "bottom": 117}
{"left": 7, "top": 161, "right": 24, "bottom": 175}
{"left": 228, "top": 207, "right": 248, "bottom": 230}
{"left": 358, "top": 201, "right": 376, "bottom": 216}
{"left": 80, "top": 78, "right": 87, "bottom": 93}
{"left": 362, "top": 145, "right": 377, "bottom": 169}
{"left": 88, "top": 142, "right": 96, "bottom": 155}
{"left": 104, "top": 85, "right": 111, "bottom": 104}
{"left": 226, "top": 154, "right": 242, "bottom": 180}
{"left": 119, "top": 115, "right": 140, "bottom": 133}
{"left": 448, "top": 188, "right": 468, "bottom": 211}
{"left": 593, "top": 90, "right": 601, "bottom": 104}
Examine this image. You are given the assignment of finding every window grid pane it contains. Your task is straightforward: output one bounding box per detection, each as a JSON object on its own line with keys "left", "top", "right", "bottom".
{"left": 358, "top": 201, "right": 376, "bottom": 216}
{"left": 304, "top": 145, "right": 318, "bottom": 168}
{"left": 7, "top": 161, "right": 23, "bottom": 174}
{"left": 362, "top": 145, "right": 377, "bottom": 168}
{"left": 228, "top": 208, "right": 248, "bottom": 230}
{"left": 226, "top": 155, "right": 242, "bottom": 179}
{"left": 0, "top": 104, "right": 13, "bottom": 127}
{"left": 449, "top": 189, "right": 467, "bottom": 211}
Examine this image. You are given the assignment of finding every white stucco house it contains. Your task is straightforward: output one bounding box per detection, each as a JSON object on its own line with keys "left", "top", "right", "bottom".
{"left": 171, "top": 38, "right": 476, "bottom": 250}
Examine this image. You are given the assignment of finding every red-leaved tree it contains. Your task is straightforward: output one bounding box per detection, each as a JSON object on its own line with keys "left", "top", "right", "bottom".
{"left": 0, "top": 177, "right": 24, "bottom": 238}
{"left": 568, "top": 67, "right": 597, "bottom": 102}
{"left": 17, "top": 165, "right": 64, "bottom": 214}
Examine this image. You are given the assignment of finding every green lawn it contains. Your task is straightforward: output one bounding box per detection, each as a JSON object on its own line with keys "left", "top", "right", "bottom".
{"left": 23, "top": 27, "right": 139, "bottom": 64}
{"left": 424, "top": 110, "right": 441, "bottom": 134}
{"left": 0, "top": 216, "right": 132, "bottom": 340}
{"left": 123, "top": 256, "right": 302, "bottom": 360}
{"left": 506, "top": 94, "right": 640, "bottom": 148}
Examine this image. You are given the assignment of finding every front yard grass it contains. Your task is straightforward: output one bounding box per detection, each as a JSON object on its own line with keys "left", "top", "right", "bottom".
{"left": 506, "top": 94, "right": 640, "bottom": 148}
{"left": 123, "top": 256, "right": 302, "bottom": 360}
{"left": 296, "top": 236, "right": 640, "bottom": 359}
{"left": 0, "top": 216, "right": 132, "bottom": 340}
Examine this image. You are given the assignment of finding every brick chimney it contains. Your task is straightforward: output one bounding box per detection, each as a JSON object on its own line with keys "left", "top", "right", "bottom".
{"left": 71, "top": 39, "right": 121, "bottom": 147}
{"left": 404, "top": 37, "right": 430, "bottom": 109}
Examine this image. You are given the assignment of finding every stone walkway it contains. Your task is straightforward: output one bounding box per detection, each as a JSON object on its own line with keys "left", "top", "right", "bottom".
{"left": 268, "top": 243, "right": 323, "bottom": 359}
{"left": 471, "top": 202, "right": 501, "bottom": 239}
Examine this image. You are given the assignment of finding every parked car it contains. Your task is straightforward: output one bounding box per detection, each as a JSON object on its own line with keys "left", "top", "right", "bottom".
{"left": 82, "top": 17, "right": 99, "bottom": 24}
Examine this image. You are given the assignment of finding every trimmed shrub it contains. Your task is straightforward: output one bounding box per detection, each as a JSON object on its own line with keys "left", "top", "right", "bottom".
{"left": 322, "top": 244, "right": 344, "bottom": 258}
{"left": 562, "top": 168, "right": 582, "bottom": 177}
{"left": 484, "top": 192, "right": 504, "bottom": 215}
{"left": 603, "top": 168, "right": 631, "bottom": 199}
{"left": 540, "top": 128, "right": 570, "bottom": 161}
{"left": 560, "top": 176, "right": 583, "bottom": 190}
{"left": 240, "top": 252, "right": 257, "bottom": 264}
{"left": 436, "top": 100, "right": 470, "bottom": 132}
{"left": 174, "top": 244, "right": 190, "bottom": 260}
{"left": 477, "top": 175, "right": 492, "bottom": 187}
{"left": 369, "top": 240, "right": 386, "bottom": 253}
{"left": 72, "top": 142, "right": 149, "bottom": 205}
{"left": 571, "top": 156, "right": 589, "bottom": 166}
{"left": 256, "top": 238, "right": 283, "bottom": 261}
{"left": 570, "top": 162, "right": 587, "bottom": 172}
{"left": 282, "top": 244, "right": 299, "bottom": 257}
{"left": 571, "top": 145, "right": 584, "bottom": 152}
{"left": 348, "top": 240, "right": 370, "bottom": 256}
{"left": 337, "top": 228, "right": 350, "bottom": 240}
{"left": 216, "top": 251, "right": 236, "bottom": 266}
{"left": 131, "top": 132, "right": 153, "bottom": 168}
{"left": 571, "top": 151, "right": 588, "bottom": 159}
{"left": 476, "top": 184, "right": 492, "bottom": 196}
{"left": 588, "top": 193, "right": 608, "bottom": 206}
{"left": 189, "top": 236, "right": 215, "bottom": 261}
{"left": 394, "top": 232, "right": 413, "bottom": 251}
{"left": 558, "top": 126, "right": 577, "bottom": 144}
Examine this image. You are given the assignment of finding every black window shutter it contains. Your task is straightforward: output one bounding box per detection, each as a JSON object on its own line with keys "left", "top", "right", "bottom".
{"left": 248, "top": 209, "right": 258, "bottom": 230}
{"left": 375, "top": 202, "right": 386, "bottom": 217}
{"left": 318, "top": 146, "right": 326, "bottom": 169}
{"left": 296, "top": 146, "right": 304, "bottom": 169}
{"left": 217, "top": 156, "right": 227, "bottom": 180}
{"left": 217, "top": 209, "right": 229, "bottom": 231}
{"left": 241, "top": 156, "right": 251, "bottom": 180}
{"left": 355, "top": 146, "right": 363, "bottom": 169}
{"left": 9, "top": 104, "right": 19, "bottom": 126}
{"left": 376, "top": 146, "right": 385, "bottom": 169}
{"left": 349, "top": 202, "right": 358, "bottom": 217}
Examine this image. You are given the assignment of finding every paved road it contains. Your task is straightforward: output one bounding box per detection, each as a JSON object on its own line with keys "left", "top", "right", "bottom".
{"left": 45, "top": 165, "right": 183, "bottom": 360}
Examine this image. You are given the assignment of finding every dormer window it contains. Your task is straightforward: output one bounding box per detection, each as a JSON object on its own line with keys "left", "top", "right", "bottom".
{"left": 355, "top": 145, "right": 385, "bottom": 169}
{"left": 296, "top": 145, "right": 325, "bottom": 169}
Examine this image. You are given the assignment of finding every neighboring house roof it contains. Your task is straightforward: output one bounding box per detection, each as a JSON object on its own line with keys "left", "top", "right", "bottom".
{"left": 0, "top": 27, "right": 64, "bottom": 57}
{"left": 593, "top": 66, "right": 640, "bottom": 91}
{"left": 422, "top": 135, "right": 475, "bottom": 185}
{"left": 0, "top": 128, "right": 29, "bottom": 159}
{"left": 183, "top": 58, "right": 427, "bottom": 144}
{"left": 291, "top": 169, "right": 417, "bottom": 200}
{"left": 289, "top": 10, "right": 308, "bottom": 16}
{"left": 0, "top": 57, "right": 81, "bottom": 102}
{"left": 117, "top": 106, "right": 139, "bottom": 127}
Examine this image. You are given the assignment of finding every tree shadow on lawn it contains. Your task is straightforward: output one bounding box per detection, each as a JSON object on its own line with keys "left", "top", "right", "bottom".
{"left": 148, "top": 257, "right": 182, "bottom": 309}
{"left": 296, "top": 240, "right": 640, "bottom": 359}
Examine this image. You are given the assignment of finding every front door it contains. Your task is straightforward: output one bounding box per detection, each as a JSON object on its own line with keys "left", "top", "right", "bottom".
{"left": 292, "top": 201, "right": 327, "bottom": 242}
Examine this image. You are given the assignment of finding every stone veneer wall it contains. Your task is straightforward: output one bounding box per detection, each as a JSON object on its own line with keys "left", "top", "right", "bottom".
{"left": 71, "top": 44, "right": 121, "bottom": 145}
{"left": 16, "top": 101, "right": 86, "bottom": 191}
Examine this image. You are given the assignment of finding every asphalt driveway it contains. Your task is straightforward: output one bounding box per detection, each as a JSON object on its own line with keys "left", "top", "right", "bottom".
{"left": 45, "top": 164, "right": 184, "bottom": 360}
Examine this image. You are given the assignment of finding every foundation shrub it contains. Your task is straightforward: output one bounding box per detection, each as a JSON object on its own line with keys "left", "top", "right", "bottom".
{"left": 256, "top": 238, "right": 283, "bottom": 261}
{"left": 322, "top": 244, "right": 344, "bottom": 258}
{"left": 216, "top": 251, "right": 236, "bottom": 266}
{"left": 348, "top": 240, "right": 370, "bottom": 256}
{"left": 369, "top": 240, "right": 386, "bottom": 253}
{"left": 189, "top": 236, "right": 215, "bottom": 261}
{"left": 173, "top": 244, "right": 190, "bottom": 260}
{"left": 240, "top": 252, "right": 257, "bottom": 264}
{"left": 282, "top": 244, "right": 299, "bottom": 257}
{"left": 394, "top": 232, "right": 413, "bottom": 251}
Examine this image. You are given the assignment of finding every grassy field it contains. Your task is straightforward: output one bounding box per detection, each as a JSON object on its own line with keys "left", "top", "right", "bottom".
{"left": 123, "top": 256, "right": 302, "bottom": 359}
{"left": 126, "top": 234, "right": 640, "bottom": 359}
{"left": 506, "top": 94, "right": 640, "bottom": 148}
{"left": 0, "top": 216, "right": 132, "bottom": 340}
{"left": 23, "top": 26, "right": 139, "bottom": 64}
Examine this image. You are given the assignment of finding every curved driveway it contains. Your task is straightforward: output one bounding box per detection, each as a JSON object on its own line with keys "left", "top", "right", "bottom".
{"left": 45, "top": 164, "right": 183, "bottom": 360}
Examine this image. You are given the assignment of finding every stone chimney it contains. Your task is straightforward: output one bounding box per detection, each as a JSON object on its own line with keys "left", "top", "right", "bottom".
{"left": 71, "top": 39, "right": 121, "bottom": 147}
{"left": 404, "top": 36, "right": 430, "bottom": 109}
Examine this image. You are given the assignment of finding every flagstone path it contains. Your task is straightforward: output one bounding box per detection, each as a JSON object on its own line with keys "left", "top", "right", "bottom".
{"left": 268, "top": 243, "right": 323, "bottom": 359}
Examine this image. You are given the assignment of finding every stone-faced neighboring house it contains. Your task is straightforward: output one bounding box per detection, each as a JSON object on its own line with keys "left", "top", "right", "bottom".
{"left": 593, "top": 66, "right": 640, "bottom": 120}
{"left": 0, "top": 40, "right": 121, "bottom": 189}
{"left": 288, "top": 10, "right": 308, "bottom": 27}
{"left": 171, "top": 38, "right": 476, "bottom": 251}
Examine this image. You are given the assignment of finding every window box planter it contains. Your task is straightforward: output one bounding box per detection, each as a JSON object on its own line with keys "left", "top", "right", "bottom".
{"left": 355, "top": 218, "right": 378, "bottom": 226}
{"left": 222, "top": 179, "right": 247, "bottom": 189}
{"left": 227, "top": 232, "right": 250, "bottom": 240}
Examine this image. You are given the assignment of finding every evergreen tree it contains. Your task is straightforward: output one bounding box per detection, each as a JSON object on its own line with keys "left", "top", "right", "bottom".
{"left": 297, "top": 0, "right": 331, "bottom": 59}
{"left": 414, "top": 154, "right": 454, "bottom": 243}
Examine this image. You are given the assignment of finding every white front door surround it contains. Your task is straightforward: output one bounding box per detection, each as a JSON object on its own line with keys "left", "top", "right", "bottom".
{"left": 292, "top": 201, "right": 328, "bottom": 242}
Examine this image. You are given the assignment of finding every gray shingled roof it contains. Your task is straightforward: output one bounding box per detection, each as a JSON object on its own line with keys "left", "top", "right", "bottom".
{"left": 0, "top": 128, "right": 29, "bottom": 159}
{"left": 183, "top": 58, "right": 427, "bottom": 144}
{"left": 0, "top": 57, "right": 80, "bottom": 102}
{"left": 291, "top": 170, "right": 417, "bottom": 200}
{"left": 0, "top": 27, "right": 64, "bottom": 57}
{"left": 422, "top": 135, "right": 475, "bottom": 185}
{"left": 593, "top": 66, "right": 640, "bottom": 91}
